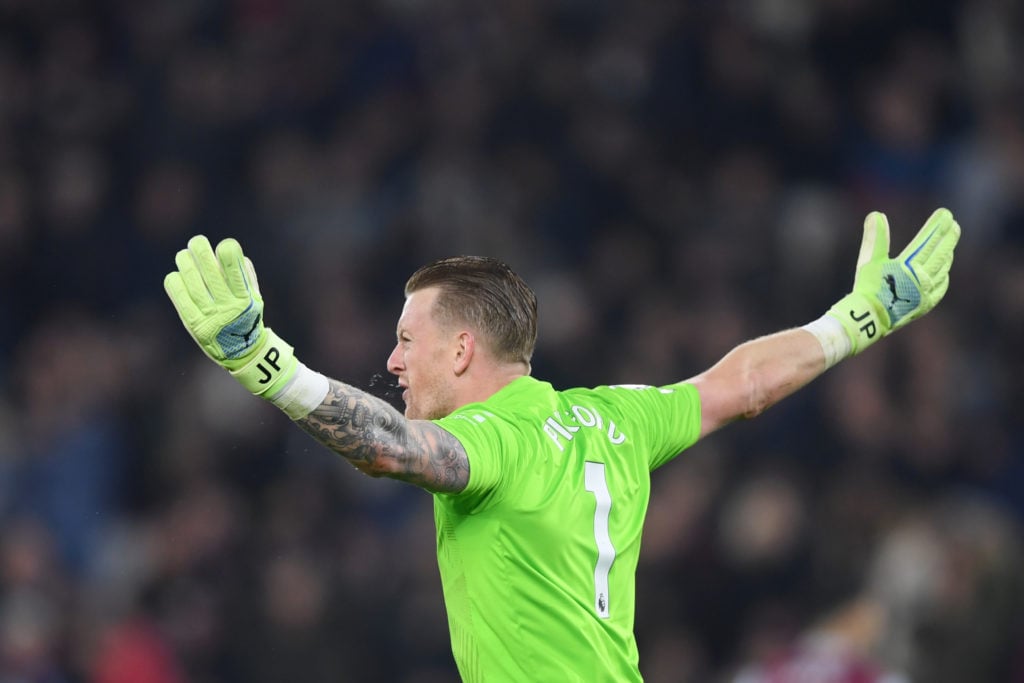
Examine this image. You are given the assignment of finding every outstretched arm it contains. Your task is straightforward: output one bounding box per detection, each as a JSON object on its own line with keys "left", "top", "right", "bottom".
{"left": 164, "top": 235, "right": 469, "bottom": 494}
{"left": 295, "top": 378, "right": 469, "bottom": 492}
{"left": 689, "top": 208, "right": 961, "bottom": 439}
{"left": 688, "top": 327, "right": 825, "bottom": 438}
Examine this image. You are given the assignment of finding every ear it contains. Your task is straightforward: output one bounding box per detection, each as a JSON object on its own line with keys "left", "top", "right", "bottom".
{"left": 453, "top": 330, "right": 475, "bottom": 376}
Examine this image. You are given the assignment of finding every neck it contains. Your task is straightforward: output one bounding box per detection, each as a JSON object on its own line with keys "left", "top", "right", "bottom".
{"left": 455, "top": 362, "right": 529, "bottom": 408}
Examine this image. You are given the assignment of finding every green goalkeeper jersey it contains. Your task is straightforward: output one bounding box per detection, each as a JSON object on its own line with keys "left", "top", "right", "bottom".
{"left": 432, "top": 376, "right": 702, "bottom": 682}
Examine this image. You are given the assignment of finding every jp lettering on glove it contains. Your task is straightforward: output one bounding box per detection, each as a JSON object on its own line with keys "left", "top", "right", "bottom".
{"left": 802, "top": 208, "right": 961, "bottom": 368}
{"left": 164, "top": 235, "right": 328, "bottom": 419}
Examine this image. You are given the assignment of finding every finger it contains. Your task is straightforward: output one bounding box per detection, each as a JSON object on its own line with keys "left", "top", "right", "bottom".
{"left": 174, "top": 247, "right": 215, "bottom": 313}
{"left": 897, "top": 208, "right": 954, "bottom": 275}
{"left": 164, "top": 271, "right": 202, "bottom": 327}
{"left": 856, "top": 211, "right": 888, "bottom": 270}
{"left": 857, "top": 211, "right": 891, "bottom": 270}
{"left": 215, "top": 238, "right": 252, "bottom": 299}
{"left": 243, "top": 257, "right": 261, "bottom": 299}
{"left": 929, "top": 272, "right": 950, "bottom": 306}
{"left": 924, "top": 224, "right": 959, "bottom": 280}
{"left": 929, "top": 218, "right": 962, "bottom": 278}
{"left": 188, "top": 234, "right": 232, "bottom": 301}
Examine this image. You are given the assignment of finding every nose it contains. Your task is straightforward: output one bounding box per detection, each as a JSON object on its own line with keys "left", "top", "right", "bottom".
{"left": 386, "top": 343, "right": 403, "bottom": 376}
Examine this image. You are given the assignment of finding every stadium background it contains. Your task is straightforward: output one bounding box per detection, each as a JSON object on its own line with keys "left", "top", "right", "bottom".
{"left": 0, "top": 1, "right": 1022, "bottom": 681}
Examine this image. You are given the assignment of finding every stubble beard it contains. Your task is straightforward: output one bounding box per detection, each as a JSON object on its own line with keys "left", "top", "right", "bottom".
{"left": 405, "top": 378, "right": 456, "bottom": 421}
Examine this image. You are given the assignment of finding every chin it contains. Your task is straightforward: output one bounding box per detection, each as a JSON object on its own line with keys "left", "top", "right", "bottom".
{"left": 408, "top": 405, "right": 445, "bottom": 421}
{"left": 404, "top": 394, "right": 452, "bottom": 421}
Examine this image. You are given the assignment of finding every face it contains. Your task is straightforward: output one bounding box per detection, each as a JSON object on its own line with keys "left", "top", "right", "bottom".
{"left": 386, "top": 287, "right": 458, "bottom": 420}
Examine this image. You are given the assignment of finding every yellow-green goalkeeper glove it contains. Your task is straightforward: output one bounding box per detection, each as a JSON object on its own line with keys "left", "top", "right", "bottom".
{"left": 164, "top": 235, "right": 297, "bottom": 398}
{"left": 827, "top": 208, "right": 961, "bottom": 354}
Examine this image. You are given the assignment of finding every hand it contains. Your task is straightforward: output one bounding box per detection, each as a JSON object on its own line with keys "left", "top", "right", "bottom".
{"left": 828, "top": 208, "right": 961, "bottom": 353}
{"left": 164, "top": 235, "right": 296, "bottom": 396}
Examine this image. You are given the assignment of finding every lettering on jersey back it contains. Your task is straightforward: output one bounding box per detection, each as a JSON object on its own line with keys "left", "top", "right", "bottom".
{"left": 542, "top": 404, "right": 625, "bottom": 451}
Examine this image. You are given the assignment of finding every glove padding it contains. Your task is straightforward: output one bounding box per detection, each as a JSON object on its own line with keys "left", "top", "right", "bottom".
{"left": 164, "top": 235, "right": 297, "bottom": 396}
{"left": 828, "top": 208, "right": 961, "bottom": 353}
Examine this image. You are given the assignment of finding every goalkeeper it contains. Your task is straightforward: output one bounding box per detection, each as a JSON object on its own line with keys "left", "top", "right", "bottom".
{"left": 164, "top": 209, "right": 960, "bottom": 682}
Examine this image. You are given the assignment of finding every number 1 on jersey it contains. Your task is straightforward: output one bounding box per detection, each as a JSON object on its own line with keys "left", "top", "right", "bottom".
{"left": 584, "top": 461, "right": 616, "bottom": 618}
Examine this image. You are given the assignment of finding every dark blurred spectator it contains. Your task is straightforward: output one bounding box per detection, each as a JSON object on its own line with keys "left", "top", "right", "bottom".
{"left": 729, "top": 494, "right": 1024, "bottom": 683}
{"left": 90, "top": 617, "right": 186, "bottom": 683}
{"left": 6, "top": 312, "right": 127, "bottom": 577}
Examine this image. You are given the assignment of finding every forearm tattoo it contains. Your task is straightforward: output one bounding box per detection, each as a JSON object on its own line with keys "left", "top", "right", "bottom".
{"left": 296, "top": 379, "right": 470, "bottom": 493}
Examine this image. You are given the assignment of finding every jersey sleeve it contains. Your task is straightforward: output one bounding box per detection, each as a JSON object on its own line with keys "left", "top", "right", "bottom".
{"left": 432, "top": 408, "right": 520, "bottom": 513}
{"left": 602, "top": 382, "right": 702, "bottom": 470}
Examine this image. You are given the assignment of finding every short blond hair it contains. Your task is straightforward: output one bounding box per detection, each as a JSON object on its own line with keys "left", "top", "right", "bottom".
{"left": 405, "top": 256, "right": 538, "bottom": 366}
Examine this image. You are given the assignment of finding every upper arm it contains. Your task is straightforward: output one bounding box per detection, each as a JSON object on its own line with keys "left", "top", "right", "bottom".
{"left": 397, "top": 420, "right": 471, "bottom": 493}
{"left": 683, "top": 345, "right": 768, "bottom": 439}
{"left": 295, "top": 379, "right": 470, "bottom": 494}
{"left": 686, "top": 328, "right": 827, "bottom": 439}
{"left": 686, "top": 369, "right": 746, "bottom": 439}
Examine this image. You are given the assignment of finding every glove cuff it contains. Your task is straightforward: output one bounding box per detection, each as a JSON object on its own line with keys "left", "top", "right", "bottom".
{"left": 825, "top": 292, "right": 890, "bottom": 355}
{"left": 229, "top": 328, "right": 298, "bottom": 397}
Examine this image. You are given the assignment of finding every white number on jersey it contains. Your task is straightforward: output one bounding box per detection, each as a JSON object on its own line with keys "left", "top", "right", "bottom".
{"left": 584, "top": 461, "right": 616, "bottom": 618}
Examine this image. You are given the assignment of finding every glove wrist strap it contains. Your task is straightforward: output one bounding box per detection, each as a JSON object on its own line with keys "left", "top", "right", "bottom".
{"left": 229, "top": 328, "right": 297, "bottom": 397}
{"left": 825, "top": 292, "right": 888, "bottom": 355}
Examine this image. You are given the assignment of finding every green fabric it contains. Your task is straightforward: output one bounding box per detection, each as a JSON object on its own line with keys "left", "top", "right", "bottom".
{"left": 433, "top": 377, "right": 701, "bottom": 682}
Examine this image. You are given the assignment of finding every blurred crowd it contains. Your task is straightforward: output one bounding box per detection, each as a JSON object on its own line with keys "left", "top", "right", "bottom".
{"left": 0, "top": 0, "right": 1023, "bottom": 681}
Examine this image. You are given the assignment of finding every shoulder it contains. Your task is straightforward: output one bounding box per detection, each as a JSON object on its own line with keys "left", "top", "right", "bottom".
{"left": 578, "top": 382, "right": 699, "bottom": 412}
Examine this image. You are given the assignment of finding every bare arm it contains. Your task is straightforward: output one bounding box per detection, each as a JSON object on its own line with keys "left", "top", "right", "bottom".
{"left": 686, "top": 209, "right": 961, "bottom": 440}
{"left": 686, "top": 328, "right": 826, "bottom": 439}
{"left": 295, "top": 378, "right": 470, "bottom": 494}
